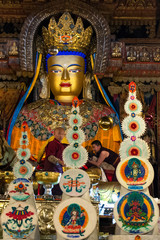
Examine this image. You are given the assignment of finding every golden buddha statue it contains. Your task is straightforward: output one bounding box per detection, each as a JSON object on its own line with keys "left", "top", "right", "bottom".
{"left": 9, "top": 42, "right": 18, "bottom": 56}
{"left": 10, "top": 12, "right": 121, "bottom": 161}
{"left": 111, "top": 43, "right": 122, "bottom": 58}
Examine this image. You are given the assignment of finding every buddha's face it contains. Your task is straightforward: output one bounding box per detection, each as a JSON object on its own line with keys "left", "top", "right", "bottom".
{"left": 47, "top": 55, "right": 85, "bottom": 103}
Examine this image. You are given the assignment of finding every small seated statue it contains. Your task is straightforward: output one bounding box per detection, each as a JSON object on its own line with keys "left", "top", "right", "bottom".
{"left": 140, "top": 47, "right": 150, "bottom": 62}
{"left": 127, "top": 47, "right": 137, "bottom": 62}
{"left": 112, "top": 43, "right": 122, "bottom": 58}
{"left": 153, "top": 48, "right": 160, "bottom": 62}
{"left": 9, "top": 42, "right": 18, "bottom": 56}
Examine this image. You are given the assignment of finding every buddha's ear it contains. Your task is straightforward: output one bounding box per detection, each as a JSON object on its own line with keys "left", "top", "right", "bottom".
{"left": 39, "top": 73, "right": 50, "bottom": 99}
{"left": 83, "top": 72, "right": 92, "bottom": 100}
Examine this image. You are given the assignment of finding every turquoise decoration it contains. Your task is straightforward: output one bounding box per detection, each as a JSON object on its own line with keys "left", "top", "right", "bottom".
{"left": 63, "top": 174, "right": 85, "bottom": 193}
{"left": 60, "top": 169, "right": 90, "bottom": 197}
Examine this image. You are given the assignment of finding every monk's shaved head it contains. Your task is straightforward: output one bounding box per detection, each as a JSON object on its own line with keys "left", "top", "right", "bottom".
{"left": 54, "top": 127, "right": 65, "bottom": 142}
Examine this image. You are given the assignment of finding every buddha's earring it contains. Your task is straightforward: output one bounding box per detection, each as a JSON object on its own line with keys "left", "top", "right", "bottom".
{"left": 83, "top": 72, "right": 92, "bottom": 99}
{"left": 39, "top": 73, "right": 50, "bottom": 99}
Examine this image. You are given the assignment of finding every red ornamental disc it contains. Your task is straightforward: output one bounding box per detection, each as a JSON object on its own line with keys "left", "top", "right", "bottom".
{"left": 128, "top": 147, "right": 140, "bottom": 156}
{"left": 129, "top": 121, "right": 139, "bottom": 132}
{"left": 21, "top": 151, "right": 27, "bottom": 157}
{"left": 72, "top": 152, "right": 79, "bottom": 160}
{"left": 19, "top": 166, "right": 28, "bottom": 175}
{"left": 129, "top": 103, "right": 137, "bottom": 111}
{"left": 73, "top": 119, "right": 78, "bottom": 124}
{"left": 22, "top": 140, "right": 26, "bottom": 144}
{"left": 72, "top": 133, "right": 79, "bottom": 140}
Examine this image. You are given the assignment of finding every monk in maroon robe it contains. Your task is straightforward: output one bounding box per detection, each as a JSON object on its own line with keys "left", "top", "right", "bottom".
{"left": 44, "top": 127, "right": 65, "bottom": 173}
{"left": 43, "top": 127, "right": 66, "bottom": 196}
{"left": 88, "top": 140, "right": 120, "bottom": 181}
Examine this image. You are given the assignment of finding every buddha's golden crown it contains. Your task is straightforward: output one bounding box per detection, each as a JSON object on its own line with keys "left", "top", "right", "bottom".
{"left": 42, "top": 12, "right": 93, "bottom": 54}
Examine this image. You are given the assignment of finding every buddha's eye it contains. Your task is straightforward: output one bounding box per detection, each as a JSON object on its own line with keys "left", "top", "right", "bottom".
{"left": 51, "top": 70, "right": 62, "bottom": 73}
{"left": 69, "top": 69, "right": 81, "bottom": 73}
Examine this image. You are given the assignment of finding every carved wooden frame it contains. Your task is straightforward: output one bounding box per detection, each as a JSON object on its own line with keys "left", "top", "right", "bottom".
{"left": 19, "top": 0, "right": 110, "bottom": 74}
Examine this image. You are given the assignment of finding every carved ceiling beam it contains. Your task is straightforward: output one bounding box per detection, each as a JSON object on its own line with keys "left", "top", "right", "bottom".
{"left": 108, "top": 82, "right": 160, "bottom": 96}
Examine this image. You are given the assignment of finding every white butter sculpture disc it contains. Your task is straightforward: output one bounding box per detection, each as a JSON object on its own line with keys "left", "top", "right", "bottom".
{"left": 60, "top": 169, "right": 90, "bottom": 197}
{"left": 1, "top": 201, "right": 37, "bottom": 238}
{"left": 54, "top": 197, "right": 97, "bottom": 239}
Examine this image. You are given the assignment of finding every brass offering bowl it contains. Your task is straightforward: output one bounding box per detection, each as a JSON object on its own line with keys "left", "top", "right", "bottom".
{"left": 35, "top": 171, "right": 61, "bottom": 198}
{"left": 3, "top": 171, "right": 15, "bottom": 184}
{"left": 35, "top": 172, "right": 61, "bottom": 185}
{"left": 0, "top": 171, "right": 15, "bottom": 197}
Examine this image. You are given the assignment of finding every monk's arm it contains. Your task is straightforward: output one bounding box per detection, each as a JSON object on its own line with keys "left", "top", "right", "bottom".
{"left": 88, "top": 151, "right": 109, "bottom": 167}
{"left": 48, "top": 155, "right": 65, "bottom": 166}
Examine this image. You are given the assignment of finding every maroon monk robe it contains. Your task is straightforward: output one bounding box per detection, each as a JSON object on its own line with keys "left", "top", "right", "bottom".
{"left": 44, "top": 138, "right": 65, "bottom": 173}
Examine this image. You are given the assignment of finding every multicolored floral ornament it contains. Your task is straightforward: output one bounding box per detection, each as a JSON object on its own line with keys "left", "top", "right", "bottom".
{"left": 63, "top": 145, "right": 88, "bottom": 168}
{"left": 119, "top": 138, "right": 150, "bottom": 161}
{"left": 129, "top": 81, "right": 136, "bottom": 93}
{"left": 17, "top": 147, "right": 31, "bottom": 160}
{"left": 72, "top": 96, "right": 82, "bottom": 108}
{"left": 69, "top": 114, "right": 82, "bottom": 127}
{"left": 20, "top": 136, "right": 29, "bottom": 146}
{"left": 8, "top": 178, "right": 33, "bottom": 201}
{"left": 66, "top": 129, "right": 85, "bottom": 144}
{"left": 122, "top": 116, "right": 146, "bottom": 138}
{"left": 13, "top": 160, "right": 33, "bottom": 179}
{"left": 124, "top": 99, "right": 142, "bottom": 115}
{"left": 1, "top": 202, "right": 37, "bottom": 239}
{"left": 22, "top": 131, "right": 28, "bottom": 139}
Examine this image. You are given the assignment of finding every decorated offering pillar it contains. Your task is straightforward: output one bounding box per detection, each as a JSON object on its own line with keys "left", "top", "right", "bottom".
{"left": 1, "top": 122, "right": 40, "bottom": 240}
{"left": 53, "top": 97, "right": 98, "bottom": 240}
{"left": 113, "top": 82, "right": 159, "bottom": 239}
